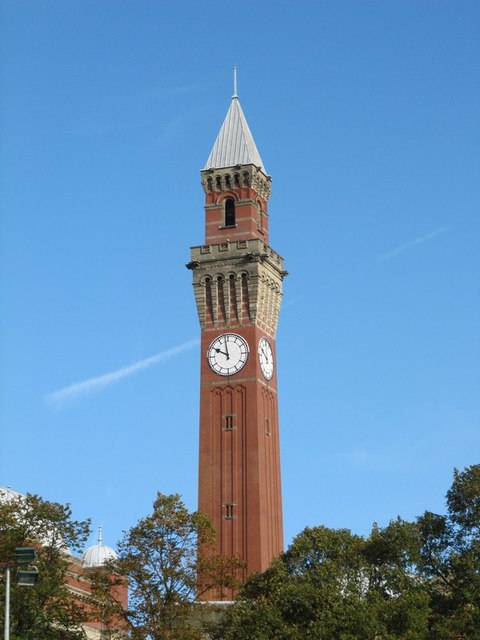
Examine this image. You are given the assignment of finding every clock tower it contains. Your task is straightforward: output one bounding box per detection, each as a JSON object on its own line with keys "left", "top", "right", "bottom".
{"left": 187, "top": 82, "right": 287, "bottom": 599}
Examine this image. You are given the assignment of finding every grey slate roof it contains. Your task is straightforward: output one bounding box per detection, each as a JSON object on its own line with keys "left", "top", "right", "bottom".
{"left": 204, "top": 96, "right": 266, "bottom": 172}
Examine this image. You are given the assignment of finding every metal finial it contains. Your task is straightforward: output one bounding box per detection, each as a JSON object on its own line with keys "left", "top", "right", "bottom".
{"left": 98, "top": 525, "right": 103, "bottom": 545}
{"left": 233, "top": 67, "right": 238, "bottom": 98}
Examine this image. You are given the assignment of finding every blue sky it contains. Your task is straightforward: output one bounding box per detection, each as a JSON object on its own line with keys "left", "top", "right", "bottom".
{"left": 1, "top": 0, "right": 479, "bottom": 553}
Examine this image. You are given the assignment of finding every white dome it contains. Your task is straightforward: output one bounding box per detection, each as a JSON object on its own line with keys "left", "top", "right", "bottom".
{"left": 82, "top": 544, "right": 117, "bottom": 568}
{"left": 82, "top": 527, "right": 117, "bottom": 568}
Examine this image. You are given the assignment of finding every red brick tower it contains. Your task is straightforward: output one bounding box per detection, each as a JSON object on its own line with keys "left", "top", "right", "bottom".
{"left": 188, "top": 81, "right": 287, "bottom": 599}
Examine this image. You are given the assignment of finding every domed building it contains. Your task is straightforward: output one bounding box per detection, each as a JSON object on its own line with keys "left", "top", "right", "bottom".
{"left": 79, "top": 526, "right": 127, "bottom": 639}
{"left": 83, "top": 526, "right": 118, "bottom": 569}
{"left": 1, "top": 487, "right": 127, "bottom": 639}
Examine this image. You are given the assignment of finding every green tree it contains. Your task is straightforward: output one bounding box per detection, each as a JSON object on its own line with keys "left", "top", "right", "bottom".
{"left": 418, "top": 464, "right": 480, "bottom": 639}
{"left": 213, "top": 524, "right": 429, "bottom": 640}
{"left": 0, "top": 493, "right": 91, "bottom": 640}
{"left": 363, "top": 518, "right": 430, "bottom": 639}
{"left": 213, "top": 465, "right": 480, "bottom": 640}
{"left": 100, "top": 492, "right": 243, "bottom": 640}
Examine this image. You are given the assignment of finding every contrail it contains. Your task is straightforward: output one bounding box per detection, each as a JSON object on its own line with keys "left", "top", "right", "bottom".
{"left": 377, "top": 226, "right": 450, "bottom": 262}
{"left": 46, "top": 338, "right": 199, "bottom": 408}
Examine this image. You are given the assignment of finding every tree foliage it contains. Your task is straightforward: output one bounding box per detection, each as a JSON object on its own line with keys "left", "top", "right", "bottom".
{"left": 213, "top": 465, "right": 480, "bottom": 640}
{"left": 418, "top": 464, "right": 480, "bottom": 638}
{"left": 98, "top": 492, "right": 243, "bottom": 640}
{"left": 0, "top": 493, "right": 91, "bottom": 640}
{"left": 3, "top": 469, "right": 477, "bottom": 640}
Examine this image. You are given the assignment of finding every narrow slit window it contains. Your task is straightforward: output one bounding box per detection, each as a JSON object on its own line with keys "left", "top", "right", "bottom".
{"left": 224, "top": 503, "right": 234, "bottom": 520}
{"left": 224, "top": 415, "right": 234, "bottom": 431}
{"left": 225, "top": 198, "right": 235, "bottom": 227}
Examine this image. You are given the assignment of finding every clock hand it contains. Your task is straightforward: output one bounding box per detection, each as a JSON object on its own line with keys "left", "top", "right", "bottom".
{"left": 261, "top": 347, "right": 268, "bottom": 363}
{"left": 215, "top": 348, "right": 229, "bottom": 357}
{"left": 224, "top": 336, "right": 230, "bottom": 360}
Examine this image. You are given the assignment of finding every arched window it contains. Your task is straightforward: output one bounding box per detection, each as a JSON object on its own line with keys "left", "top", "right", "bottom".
{"left": 225, "top": 198, "right": 235, "bottom": 227}
{"left": 257, "top": 201, "right": 263, "bottom": 231}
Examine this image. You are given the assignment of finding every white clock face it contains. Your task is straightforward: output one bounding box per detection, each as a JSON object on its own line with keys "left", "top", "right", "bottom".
{"left": 207, "top": 333, "right": 249, "bottom": 377}
{"left": 258, "top": 337, "right": 274, "bottom": 380}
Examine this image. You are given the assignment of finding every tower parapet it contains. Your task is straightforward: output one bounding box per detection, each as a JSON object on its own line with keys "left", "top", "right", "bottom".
{"left": 188, "top": 238, "right": 286, "bottom": 335}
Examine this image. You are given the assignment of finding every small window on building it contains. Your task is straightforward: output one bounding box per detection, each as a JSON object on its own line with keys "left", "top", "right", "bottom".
{"left": 224, "top": 503, "right": 234, "bottom": 520}
{"left": 224, "top": 415, "right": 234, "bottom": 431}
{"left": 225, "top": 198, "right": 235, "bottom": 227}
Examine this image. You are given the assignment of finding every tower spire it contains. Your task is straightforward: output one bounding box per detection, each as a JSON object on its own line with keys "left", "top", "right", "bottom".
{"left": 204, "top": 80, "right": 266, "bottom": 171}
{"left": 233, "top": 66, "right": 238, "bottom": 98}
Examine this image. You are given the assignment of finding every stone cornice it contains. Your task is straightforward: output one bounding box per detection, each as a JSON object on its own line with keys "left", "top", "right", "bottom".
{"left": 187, "top": 239, "right": 287, "bottom": 334}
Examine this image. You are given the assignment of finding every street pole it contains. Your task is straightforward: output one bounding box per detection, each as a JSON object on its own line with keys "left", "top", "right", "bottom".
{"left": 4, "top": 566, "right": 10, "bottom": 640}
{"left": 2, "top": 548, "right": 38, "bottom": 639}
